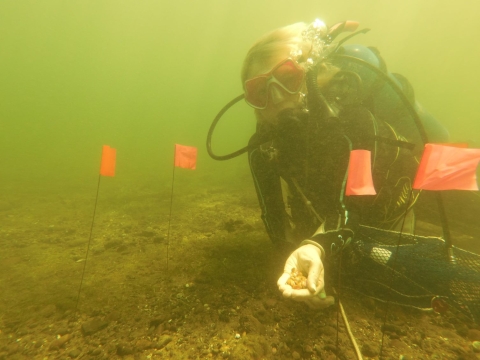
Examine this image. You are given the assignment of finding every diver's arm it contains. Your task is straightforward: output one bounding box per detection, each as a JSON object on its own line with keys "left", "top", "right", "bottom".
{"left": 306, "top": 212, "right": 357, "bottom": 258}
{"left": 248, "top": 135, "right": 288, "bottom": 246}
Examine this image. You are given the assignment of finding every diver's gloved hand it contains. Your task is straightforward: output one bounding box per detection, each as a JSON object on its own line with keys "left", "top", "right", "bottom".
{"left": 277, "top": 243, "right": 335, "bottom": 309}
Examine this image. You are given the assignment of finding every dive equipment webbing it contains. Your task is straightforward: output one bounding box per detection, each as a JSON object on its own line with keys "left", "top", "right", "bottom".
{"left": 331, "top": 54, "right": 454, "bottom": 262}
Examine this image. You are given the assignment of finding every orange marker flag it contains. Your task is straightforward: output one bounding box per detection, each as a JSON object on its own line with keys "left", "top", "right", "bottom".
{"left": 437, "top": 143, "right": 468, "bottom": 148}
{"left": 345, "top": 150, "right": 376, "bottom": 196}
{"left": 174, "top": 144, "right": 197, "bottom": 170}
{"left": 100, "top": 145, "right": 116, "bottom": 177}
{"left": 413, "top": 144, "right": 480, "bottom": 190}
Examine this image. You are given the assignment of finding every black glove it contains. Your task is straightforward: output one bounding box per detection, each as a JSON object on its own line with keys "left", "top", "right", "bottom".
{"left": 309, "top": 228, "right": 354, "bottom": 257}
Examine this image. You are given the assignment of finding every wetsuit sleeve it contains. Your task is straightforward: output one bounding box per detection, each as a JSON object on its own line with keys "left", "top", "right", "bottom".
{"left": 248, "top": 134, "right": 288, "bottom": 245}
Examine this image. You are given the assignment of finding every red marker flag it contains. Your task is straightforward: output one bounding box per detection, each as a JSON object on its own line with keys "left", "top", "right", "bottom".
{"left": 437, "top": 143, "right": 468, "bottom": 148}
{"left": 174, "top": 144, "right": 197, "bottom": 170}
{"left": 345, "top": 150, "right": 376, "bottom": 196}
{"left": 413, "top": 144, "right": 480, "bottom": 190}
{"left": 100, "top": 145, "right": 116, "bottom": 177}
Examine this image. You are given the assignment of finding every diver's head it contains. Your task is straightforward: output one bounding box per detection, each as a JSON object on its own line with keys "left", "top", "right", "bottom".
{"left": 244, "top": 56, "right": 306, "bottom": 123}
{"left": 241, "top": 22, "right": 311, "bottom": 123}
{"left": 241, "top": 20, "right": 339, "bottom": 125}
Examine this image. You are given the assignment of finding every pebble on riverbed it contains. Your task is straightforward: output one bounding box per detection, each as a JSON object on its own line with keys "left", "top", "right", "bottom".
{"left": 48, "top": 334, "right": 72, "bottom": 350}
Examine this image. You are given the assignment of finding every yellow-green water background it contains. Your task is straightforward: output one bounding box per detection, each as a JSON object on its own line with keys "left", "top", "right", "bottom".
{"left": 1, "top": 0, "right": 479, "bottom": 195}
{"left": 1, "top": 4, "right": 480, "bottom": 358}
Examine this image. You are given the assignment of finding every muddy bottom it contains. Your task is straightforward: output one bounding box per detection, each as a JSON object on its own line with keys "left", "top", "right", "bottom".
{"left": 1, "top": 181, "right": 480, "bottom": 359}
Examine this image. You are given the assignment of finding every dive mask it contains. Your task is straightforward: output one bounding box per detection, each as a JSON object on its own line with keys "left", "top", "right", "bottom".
{"left": 244, "top": 58, "right": 305, "bottom": 109}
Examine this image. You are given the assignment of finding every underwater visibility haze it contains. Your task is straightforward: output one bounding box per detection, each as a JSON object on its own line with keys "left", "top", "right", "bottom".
{"left": 1, "top": 1, "right": 480, "bottom": 359}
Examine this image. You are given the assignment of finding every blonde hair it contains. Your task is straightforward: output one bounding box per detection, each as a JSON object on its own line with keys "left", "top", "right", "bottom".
{"left": 242, "top": 21, "right": 340, "bottom": 123}
{"left": 241, "top": 23, "right": 309, "bottom": 86}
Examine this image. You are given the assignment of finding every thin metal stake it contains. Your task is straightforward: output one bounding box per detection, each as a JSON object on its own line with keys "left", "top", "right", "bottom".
{"left": 166, "top": 148, "right": 177, "bottom": 272}
{"left": 379, "top": 188, "right": 414, "bottom": 358}
{"left": 335, "top": 238, "right": 344, "bottom": 359}
{"left": 74, "top": 174, "right": 102, "bottom": 317}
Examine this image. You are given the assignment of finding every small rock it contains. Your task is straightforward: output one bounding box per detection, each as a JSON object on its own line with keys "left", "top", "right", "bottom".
{"left": 40, "top": 304, "right": 57, "bottom": 318}
{"left": 362, "top": 297, "right": 376, "bottom": 310}
{"left": 116, "top": 343, "right": 134, "bottom": 356}
{"left": 56, "top": 327, "right": 69, "bottom": 336}
{"left": 381, "top": 323, "right": 406, "bottom": 336}
{"left": 153, "top": 236, "right": 164, "bottom": 244}
{"left": 135, "top": 339, "right": 153, "bottom": 350}
{"left": 321, "top": 325, "right": 337, "bottom": 337}
{"left": 324, "top": 344, "right": 337, "bottom": 353}
{"left": 155, "top": 335, "right": 172, "bottom": 349}
{"left": 149, "top": 316, "right": 166, "bottom": 329}
{"left": 361, "top": 342, "right": 378, "bottom": 357}
{"left": 468, "top": 329, "right": 480, "bottom": 341}
{"left": 105, "top": 311, "right": 121, "bottom": 322}
{"left": 91, "top": 348, "right": 102, "bottom": 355}
{"left": 239, "top": 315, "right": 265, "bottom": 335}
{"left": 263, "top": 298, "right": 277, "bottom": 308}
{"left": 153, "top": 323, "right": 165, "bottom": 335}
{"left": 49, "top": 334, "right": 72, "bottom": 350}
{"left": 81, "top": 318, "right": 109, "bottom": 336}
{"left": 455, "top": 323, "right": 469, "bottom": 337}
{"left": 104, "top": 239, "right": 123, "bottom": 249}
{"left": 292, "top": 351, "right": 301, "bottom": 359}
{"left": 241, "top": 223, "right": 254, "bottom": 231}
{"left": 390, "top": 339, "right": 407, "bottom": 350}
{"left": 68, "top": 348, "right": 81, "bottom": 358}
{"left": 440, "top": 329, "right": 456, "bottom": 339}
{"left": 117, "top": 244, "right": 129, "bottom": 253}
{"left": 218, "top": 310, "right": 230, "bottom": 322}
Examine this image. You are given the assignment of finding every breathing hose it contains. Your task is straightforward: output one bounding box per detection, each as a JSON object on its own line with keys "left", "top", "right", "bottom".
{"left": 206, "top": 94, "right": 248, "bottom": 161}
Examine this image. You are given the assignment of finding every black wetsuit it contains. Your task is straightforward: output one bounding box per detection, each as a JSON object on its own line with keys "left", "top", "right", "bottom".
{"left": 247, "top": 44, "right": 449, "bottom": 252}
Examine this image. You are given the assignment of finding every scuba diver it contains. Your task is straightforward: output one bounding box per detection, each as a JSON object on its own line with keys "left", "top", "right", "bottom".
{"left": 208, "top": 19, "right": 449, "bottom": 308}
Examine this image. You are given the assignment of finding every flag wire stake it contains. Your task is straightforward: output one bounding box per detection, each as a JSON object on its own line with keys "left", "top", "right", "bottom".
{"left": 74, "top": 174, "right": 102, "bottom": 318}
{"left": 379, "top": 188, "right": 414, "bottom": 359}
{"left": 335, "top": 245, "right": 343, "bottom": 359}
{"left": 333, "top": 289, "right": 363, "bottom": 360}
{"left": 166, "top": 147, "right": 177, "bottom": 273}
